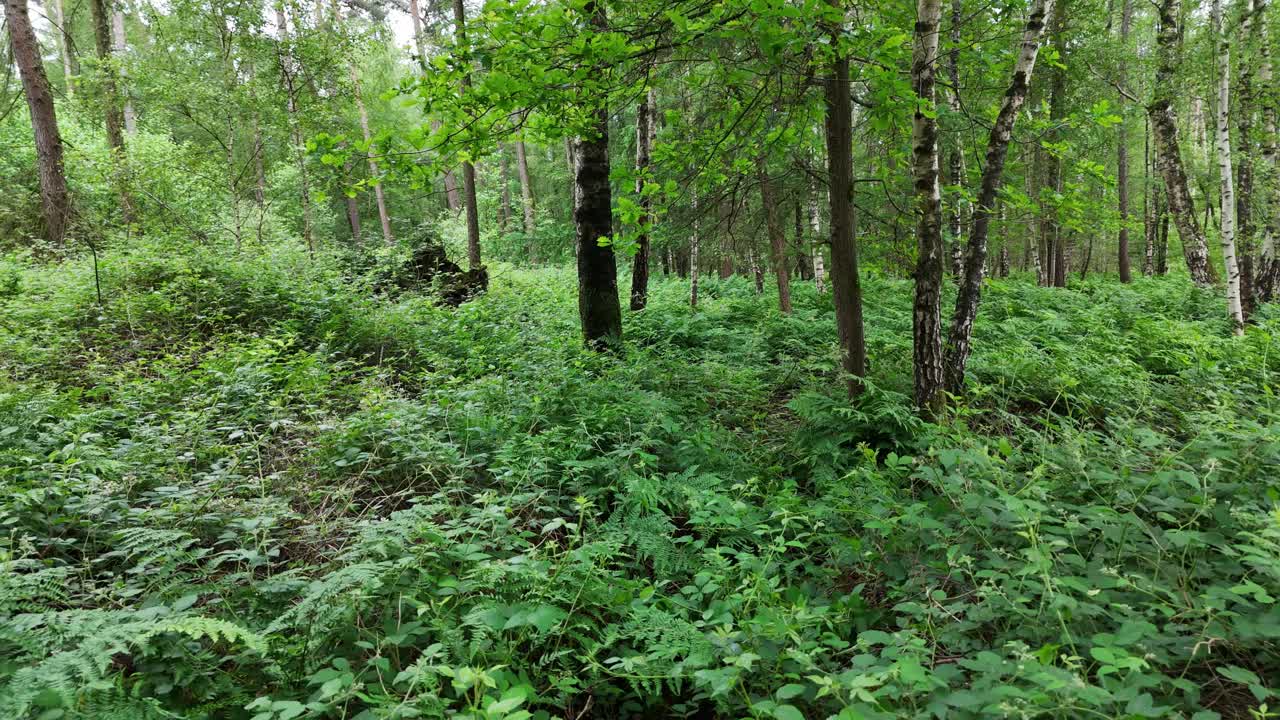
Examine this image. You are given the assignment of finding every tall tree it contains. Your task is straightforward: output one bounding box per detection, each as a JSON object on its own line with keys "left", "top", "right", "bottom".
{"left": 7, "top": 0, "right": 71, "bottom": 243}
{"left": 50, "top": 0, "right": 77, "bottom": 97}
{"left": 515, "top": 139, "right": 536, "bottom": 236}
{"left": 1149, "top": 0, "right": 1215, "bottom": 285}
{"left": 573, "top": 0, "right": 622, "bottom": 348}
{"left": 111, "top": 4, "right": 137, "bottom": 135}
{"left": 824, "top": 0, "right": 867, "bottom": 398}
{"left": 631, "top": 88, "right": 656, "bottom": 311}
{"left": 452, "top": 0, "right": 482, "bottom": 270}
{"left": 944, "top": 0, "right": 1055, "bottom": 393}
{"left": 911, "top": 0, "right": 946, "bottom": 415}
{"left": 758, "top": 154, "right": 792, "bottom": 313}
{"left": 1213, "top": 0, "right": 1245, "bottom": 333}
{"left": 1116, "top": 0, "right": 1133, "bottom": 282}
{"left": 946, "top": 0, "right": 965, "bottom": 277}
{"left": 275, "top": 0, "right": 315, "bottom": 254}
{"left": 1256, "top": 0, "right": 1280, "bottom": 301}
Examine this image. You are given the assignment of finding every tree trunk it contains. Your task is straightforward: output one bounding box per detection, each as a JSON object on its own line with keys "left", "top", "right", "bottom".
{"left": 573, "top": 0, "right": 622, "bottom": 349}
{"left": 944, "top": 0, "right": 1055, "bottom": 393}
{"left": 8, "top": 0, "right": 71, "bottom": 244}
{"left": 499, "top": 143, "right": 511, "bottom": 235}
{"left": 1213, "top": 0, "right": 1245, "bottom": 333}
{"left": 1235, "top": 0, "right": 1255, "bottom": 317}
{"left": 824, "top": 0, "right": 868, "bottom": 397}
{"left": 1117, "top": 0, "right": 1133, "bottom": 281}
{"left": 515, "top": 139, "right": 536, "bottom": 235}
{"left": 911, "top": 0, "right": 946, "bottom": 416}
{"left": 946, "top": 0, "right": 965, "bottom": 277}
{"left": 342, "top": 156, "right": 363, "bottom": 245}
{"left": 330, "top": 0, "right": 392, "bottom": 244}
{"left": 276, "top": 1, "right": 314, "bottom": 255}
{"left": 809, "top": 172, "right": 826, "bottom": 292}
{"left": 51, "top": 0, "right": 76, "bottom": 97}
{"left": 91, "top": 0, "right": 137, "bottom": 225}
{"left": 1149, "top": 0, "right": 1215, "bottom": 285}
{"left": 758, "top": 155, "right": 792, "bottom": 313}
{"left": 1256, "top": 0, "right": 1280, "bottom": 302}
{"left": 1044, "top": 0, "right": 1067, "bottom": 288}
{"left": 631, "top": 88, "right": 656, "bottom": 311}
{"left": 1144, "top": 113, "right": 1156, "bottom": 275}
{"left": 690, "top": 187, "right": 700, "bottom": 307}
{"left": 452, "top": 0, "right": 483, "bottom": 269}
{"left": 111, "top": 7, "right": 137, "bottom": 135}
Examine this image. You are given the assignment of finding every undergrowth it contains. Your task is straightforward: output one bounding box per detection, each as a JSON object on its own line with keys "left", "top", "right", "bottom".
{"left": 1, "top": 238, "right": 1278, "bottom": 719}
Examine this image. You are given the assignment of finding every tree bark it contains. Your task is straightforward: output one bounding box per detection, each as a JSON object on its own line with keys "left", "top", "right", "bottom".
{"left": 911, "top": 0, "right": 946, "bottom": 416}
{"left": 758, "top": 155, "right": 792, "bottom": 313}
{"left": 944, "top": 0, "right": 1055, "bottom": 393}
{"left": 1117, "top": 0, "right": 1133, "bottom": 281}
{"left": 573, "top": 0, "right": 622, "bottom": 349}
{"left": 690, "top": 187, "right": 700, "bottom": 307}
{"left": 1256, "top": 0, "right": 1280, "bottom": 302}
{"left": 515, "top": 139, "right": 536, "bottom": 235}
{"left": 631, "top": 88, "right": 656, "bottom": 310}
{"left": 809, "top": 171, "right": 826, "bottom": 292}
{"left": 824, "top": 0, "right": 867, "bottom": 397}
{"left": 1149, "top": 0, "right": 1215, "bottom": 285}
{"left": 452, "top": 0, "right": 482, "bottom": 270}
{"left": 1213, "top": 0, "right": 1245, "bottom": 333}
{"left": 8, "top": 0, "right": 71, "bottom": 244}
{"left": 111, "top": 7, "right": 137, "bottom": 135}
{"left": 1235, "top": 0, "right": 1255, "bottom": 317}
{"left": 51, "top": 0, "right": 76, "bottom": 97}
{"left": 498, "top": 143, "right": 511, "bottom": 235}
{"left": 1043, "top": 0, "right": 1067, "bottom": 288}
{"left": 946, "top": 0, "right": 965, "bottom": 277}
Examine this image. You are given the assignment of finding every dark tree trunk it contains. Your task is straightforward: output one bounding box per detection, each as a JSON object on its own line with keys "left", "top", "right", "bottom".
{"left": 911, "top": 0, "right": 946, "bottom": 416}
{"left": 631, "top": 88, "right": 656, "bottom": 311}
{"left": 758, "top": 155, "right": 792, "bottom": 313}
{"left": 7, "top": 0, "right": 70, "bottom": 244}
{"left": 1117, "top": 0, "right": 1133, "bottom": 282}
{"left": 573, "top": 1, "right": 622, "bottom": 349}
{"left": 825, "top": 0, "right": 868, "bottom": 397}
{"left": 946, "top": 0, "right": 965, "bottom": 277}
{"left": 944, "top": 0, "right": 1055, "bottom": 393}
{"left": 452, "top": 0, "right": 482, "bottom": 270}
{"left": 1149, "top": 0, "right": 1215, "bottom": 285}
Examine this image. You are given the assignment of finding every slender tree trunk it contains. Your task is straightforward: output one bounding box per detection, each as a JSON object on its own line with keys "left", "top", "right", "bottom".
{"left": 276, "top": 2, "right": 314, "bottom": 254}
{"left": 91, "top": 0, "right": 137, "bottom": 225}
{"left": 452, "top": 0, "right": 482, "bottom": 269}
{"left": 911, "top": 0, "right": 946, "bottom": 415}
{"left": 1044, "top": 0, "right": 1067, "bottom": 288}
{"left": 944, "top": 0, "right": 1055, "bottom": 393}
{"left": 1150, "top": 0, "right": 1215, "bottom": 285}
{"left": 342, "top": 156, "right": 363, "bottom": 245}
{"left": 690, "top": 187, "right": 700, "bottom": 307}
{"left": 351, "top": 68, "right": 392, "bottom": 244}
{"left": 573, "top": 0, "right": 622, "bottom": 348}
{"left": 7, "top": 0, "right": 70, "bottom": 244}
{"left": 498, "top": 143, "right": 511, "bottom": 235}
{"left": 1117, "top": 0, "right": 1133, "bottom": 281}
{"left": 825, "top": 0, "right": 868, "bottom": 397}
{"left": 111, "top": 7, "right": 137, "bottom": 135}
{"left": 749, "top": 242, "right": 764, "bottom": 294}
{"left": 1144, "top": 113, "right": 1156, "bottom": 275}
{"left": 809, "top": 172, "right": 826, "bottom": 292}
{"left": 758, "top": 155, "right": 793, "bottom": 313}
{"left": 515, "top": 139, "right": 536, "bottom": 235}
{"left": 437, "top": 120, "right": 461, "bottom": 213}
{"left": 51, "top": 0, "right": 76, "bottom": 97}
{"left": 1213, "top": 0, "right": 1246, "bottom": 333}
{"left": 1236, "top": 0, "right": 1256, "bottom": 316}
{"left": 631, "top": 88, "right": 656, "bottom": 310}
{"left": 946, "top": 0, "right": 965, "bottom": 277}
{"left": 1256, "top": 0, "right": 1280, "bottom": 302}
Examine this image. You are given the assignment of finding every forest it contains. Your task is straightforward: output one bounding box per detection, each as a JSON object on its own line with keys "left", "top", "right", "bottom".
{"left": 2, "top": 0, "right": 1280, "bottom": 716}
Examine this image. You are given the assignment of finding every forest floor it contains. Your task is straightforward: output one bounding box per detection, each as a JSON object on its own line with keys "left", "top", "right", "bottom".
{"left": 2, "top": 239, "right": 1279, "bottom": 719}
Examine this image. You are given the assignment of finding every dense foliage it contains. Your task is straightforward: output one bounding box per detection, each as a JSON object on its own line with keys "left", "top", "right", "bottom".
{"left": 2, "top": 240, "right": 1277, "bottom": 719}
